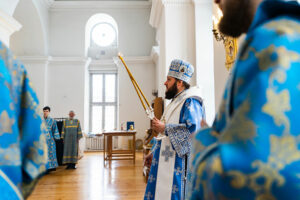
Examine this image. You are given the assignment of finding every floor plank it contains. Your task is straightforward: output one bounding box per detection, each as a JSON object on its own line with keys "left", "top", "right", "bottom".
{"left": 28, "top": 152, "right": 146, "bottom": 200}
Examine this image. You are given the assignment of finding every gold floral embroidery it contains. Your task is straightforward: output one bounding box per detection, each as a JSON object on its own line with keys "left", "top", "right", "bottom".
{"left": 221, "top": 100, "right": 257, "bottom": 142}
{"left": 240, "top": 47, "right": 257, "bottom": 61}
{"left": 239, "top": 45, "right": 300, "bottom": 73}
{"left": 21, "top": 91, "right": 41, "bottom": 119}
{"left": 216, "top": 99, "right": 226, "bottom": 122}
{"left": 264, "top": 19, "right": 300, "bottom": 36}
{"left": 262, "top": 89, "right": 291, "bottom": 133}
{"left": 226, "top": 135, "right": 300, "bottom": 199}
{"left": 211, "top": 156, "right": 223, "bottom": 175}
{"left": 0, "top": 111, "right": 15, "bottom": 135}
{"left": 227, "top": 170, "right": 247, "bottom": 189}
{"left": 234, "top": 78, "right": 245, "bottom": 96}
{"left": 255, "top": 45, "right": 300, "bottom": 71}
{"left": 0, "top": 144, "right": 21, "bottom": 165}
{"left": 195, "top": 160, "right": 208, "bottom": 192}
{"left": 28, "top": 133, "right": 47, "bottom": 173}
{"left": 269, "top": 135, "right": 300, "bottom": 168}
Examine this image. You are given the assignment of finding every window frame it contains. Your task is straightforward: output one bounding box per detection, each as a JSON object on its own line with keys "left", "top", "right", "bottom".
{"left": 89, "top": 71, "right": 118, "bottom": 134}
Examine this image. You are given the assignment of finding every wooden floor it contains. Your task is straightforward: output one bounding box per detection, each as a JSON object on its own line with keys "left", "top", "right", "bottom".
{"left": 28, "top": 152, "right": 146, "bottom": 200}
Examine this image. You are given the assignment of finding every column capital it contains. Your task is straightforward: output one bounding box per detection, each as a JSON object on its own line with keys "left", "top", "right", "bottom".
{"left": 149, "top": 0, "right": 193, "bottom": 28}
{"left": 149, "top": 0, "right": 164, "bottom": 28}
{"left": 42, "top": 0, "right": 54, "bottom": 8}
{"left": 0, "top": 10, "right": 22, "bottom": 47}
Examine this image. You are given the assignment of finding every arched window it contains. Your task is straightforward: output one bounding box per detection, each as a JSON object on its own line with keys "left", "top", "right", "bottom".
{"left": 85, "top": 14, "right": 119, "bottom": 134}
{"left": 91, "top": 22, "right": 117, "bottom": 47}
{"left": 85, "top": 13, "right": 118, "bottom": 59}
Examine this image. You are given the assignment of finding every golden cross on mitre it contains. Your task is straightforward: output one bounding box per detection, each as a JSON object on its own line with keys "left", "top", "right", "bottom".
{"left": 118, "top": 53, "right": 155, "bottom": 120}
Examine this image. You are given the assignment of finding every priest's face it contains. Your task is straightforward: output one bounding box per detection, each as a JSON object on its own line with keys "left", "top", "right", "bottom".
{"left": 69, "top": 111, "right": 75, "bottom": 119}
{"left": 43, "top": 109, "right": 50, "bottom": 118}
{"left": 164, "top": 76, "right": 178, "bottom": 100}
{"left": 215, "top": 0, "right": 259, "bottom": 37}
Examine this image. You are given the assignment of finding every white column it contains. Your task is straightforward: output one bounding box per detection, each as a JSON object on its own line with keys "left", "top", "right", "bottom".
{"left": 150, "top": 0, "right": 165, "bottom": 97}
{"left": 18, "top": 56, "right": 50, "bottom": 106}
{"left": 193, "top": 0, "right": 215, "bottom": 124}
{"left": 150, "top": 0, "right": 196, "bottom": 98}
{"left": 0, "top": 10, "right": 21, "bottom": 47}
{"left": 0, "top": 0, "right": 19, "bottom": 16}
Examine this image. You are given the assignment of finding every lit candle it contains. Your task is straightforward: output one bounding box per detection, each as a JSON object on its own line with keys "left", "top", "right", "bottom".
{"left": 213, "top": 16, "right": 218, "bottom": 30}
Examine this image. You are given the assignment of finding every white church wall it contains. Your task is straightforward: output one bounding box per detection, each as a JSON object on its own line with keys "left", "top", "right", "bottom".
{"left": 11, "top": 0, "right": 47, "bottom": 55}
{"left": 10, "top": 1, "right": 156, "bottom": 139}
{"left": 47, "top": 2, "right": 156, "bottom": 135}
{"left": 212, "top": 4, "right": 246, "bottom": 113}
{"left": 0, "top": 0, "right": 21, "bottom": 47}
{"left": 18, "top": 56, "right": 49, "bottom": 106}
{"left": 152, "top": 1, "right": 197, "bottom": 100}
{"left": 47, "top": 58, "right": 86, "bottom": 126}
{"left": 10, "top": 0, "right": 50, "bottom": 106}
{"left": 49, "top": 2, "right": 156, "bottom": 57}
{"left": 213, "top": 38, "right": 228, "bottom": 112}
{"left": 118, "top": 57, "right": 155, "bottom": 140}
{"left": 31, "top": 0, "right": 51, "bottom": 55}
{"left": 0, "top": 0, "right": 19, "bottom": 16}
{"left": 194, "top": 0, "right": 215, "bottom": 124}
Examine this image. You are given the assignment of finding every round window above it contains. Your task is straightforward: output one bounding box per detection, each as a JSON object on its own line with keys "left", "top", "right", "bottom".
{"left": 92, "top": 23, "right": 116, "bottom": 47}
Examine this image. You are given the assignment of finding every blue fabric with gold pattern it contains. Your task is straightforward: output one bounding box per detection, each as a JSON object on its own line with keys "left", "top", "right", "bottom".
{"left": 188, "top": 0, "right": 300, "bottom": 199}
{"left": 43, "top": 117, "right": 60, "bottom": 170}
{"left": 0, "top": 41, "right": 47, "bottom": 199}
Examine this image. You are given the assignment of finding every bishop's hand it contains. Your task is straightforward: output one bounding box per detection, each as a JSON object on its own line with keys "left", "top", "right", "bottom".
{"left": 152, "top": 117, "right": 165, "bottom": 133}
{"left": 201, "top": 119, "right": 208, "bottom": 128}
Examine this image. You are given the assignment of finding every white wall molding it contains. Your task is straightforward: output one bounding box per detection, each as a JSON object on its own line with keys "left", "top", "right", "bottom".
{"left": 41, "top": 0, "right": 54, "bottom": 8}
{"left": 0, "top": 10, "right": 22, "bottom": 47}
{"left": 89, "top": 58, "right": 117, "bottom": 71}
{"left": 150, "top": 46, "right": 159, "bottom": 64}
{"left": 90, "top": 59, "right": 116, "bottom": 66}
{"left": 114, "top": 56, "right": 154, "bottom": 66}
{"left": 18, "top": 56, "right": 50, "bottom": 64}
{"left": 50, "top": 1, "right": 151, "bottom": 11}
{"left": 48, "top": 57, "right": 88, "bottom": 65}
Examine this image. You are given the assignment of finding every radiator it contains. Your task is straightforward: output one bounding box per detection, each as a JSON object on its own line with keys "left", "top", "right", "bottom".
{"left": 85, "top": 136, "right": 103, "bottom": 151}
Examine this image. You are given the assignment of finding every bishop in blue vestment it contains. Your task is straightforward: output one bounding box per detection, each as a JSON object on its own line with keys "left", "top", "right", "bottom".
{"left": 144, "top": 59, "right": 205, "bottom": 200}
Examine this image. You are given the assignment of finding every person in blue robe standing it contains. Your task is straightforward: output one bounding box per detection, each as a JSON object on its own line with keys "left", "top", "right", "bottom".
{"left": 42, "top": 106, "right": 60, "bottom": 172}
{"left": 144, "top": 59, "right": 205, "bottom": 200}
{"left": 188, "top": 0, "right": 300, "bottom": 199}
{"left": 0, "top": 41, "right": 47, "bottom": 199}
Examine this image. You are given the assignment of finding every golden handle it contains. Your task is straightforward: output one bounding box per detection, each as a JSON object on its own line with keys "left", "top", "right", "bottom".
{"left": 118, "top": 53, "right": 152, "bottom": 113}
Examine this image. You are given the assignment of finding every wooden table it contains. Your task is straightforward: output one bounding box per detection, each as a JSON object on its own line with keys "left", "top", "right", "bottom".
{"left": 103, "top": 130, "right": 136, "bottom": 165}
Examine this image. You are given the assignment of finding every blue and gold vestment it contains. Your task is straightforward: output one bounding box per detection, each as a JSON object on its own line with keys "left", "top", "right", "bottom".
{"left": 188, "top": 0, "right": 300, "bottom": 199}
{"left": 0, "top": 41, "right": 47, "bottom": 199}
{"left": 43, "top": 117, "right": 60, "bottom": 170}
